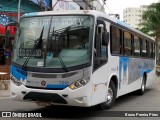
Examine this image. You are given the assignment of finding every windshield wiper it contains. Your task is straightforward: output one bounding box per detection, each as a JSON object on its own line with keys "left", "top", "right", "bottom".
{"left": 22, "top": 26, "right": 44, "bottom": 70}
{"left": 46, "top": 26, "right": 69, "bottom": 72}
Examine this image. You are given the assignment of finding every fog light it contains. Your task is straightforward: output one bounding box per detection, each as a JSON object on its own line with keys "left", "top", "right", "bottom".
{"left": 74, "top": 96, "right": 87, "bottom": 103}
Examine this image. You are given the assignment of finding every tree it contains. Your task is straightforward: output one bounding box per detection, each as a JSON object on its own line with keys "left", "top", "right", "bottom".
{"left": 139, "top": 3, "right": 160, "bottom": 64}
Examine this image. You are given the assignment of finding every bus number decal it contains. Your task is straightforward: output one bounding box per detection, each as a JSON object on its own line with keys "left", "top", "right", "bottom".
{"left": 59, "top": 81, "right": 69, "bottom": 85}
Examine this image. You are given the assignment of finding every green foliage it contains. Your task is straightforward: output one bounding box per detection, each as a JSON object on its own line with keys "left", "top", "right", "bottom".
{"left": 139, "top": 3, "right": 160, "bottom": 37}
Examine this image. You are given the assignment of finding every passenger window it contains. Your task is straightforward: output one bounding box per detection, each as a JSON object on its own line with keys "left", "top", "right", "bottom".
{"left": 110, "top": 26, "right": 122, "bottom": 55}
{"left": 153, "top": 43, "right": 155, "bottom": 58}
{"left": 148, "top": 41, "right": 152, "bottom": 58}
{"left": 146, "top": 41, "right": 150, "bottom": 58}
{"left": 123, "top": 31, "right": 132, "bottom": 56}
{"left": 150, "top": 42, "right": 153, "bottom": 58}
{"left": 134, "top": 36, "right": 140, "bottom": 56}
{"left": 142, "top": 40, "right": 147, "bottom": 57}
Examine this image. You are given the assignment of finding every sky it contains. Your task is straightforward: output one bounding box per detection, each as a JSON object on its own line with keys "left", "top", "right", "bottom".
{"left": 105, "top": 0, "right": 159, "bottom": 20}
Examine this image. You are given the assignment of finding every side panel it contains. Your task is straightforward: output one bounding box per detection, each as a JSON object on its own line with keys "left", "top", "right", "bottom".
{"left": 118, "top": 57, "right": 155, "bottom": 96}
{"left": 91, "top": 55, "right": 155, "bottom": 105}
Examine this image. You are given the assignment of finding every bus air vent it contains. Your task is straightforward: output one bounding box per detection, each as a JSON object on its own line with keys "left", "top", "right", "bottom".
{"left": 32, "top": 74, "right": 57, "bottom": 78}
{"left": 62, "top": 72, "right": 78, "bottom": 78}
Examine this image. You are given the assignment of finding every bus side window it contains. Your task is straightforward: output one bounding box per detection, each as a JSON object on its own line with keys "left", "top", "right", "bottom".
{"left": 110, "top": 26, "right": 122, "bottom": 55}
{"left": 142, "top": 39, "right": 147, "bottom": 57}
{"left": 123, "top": 31, "right": 132, "bottom": 56}
{"left": 150, "top": 42, "right": 153, "bottom": 58}
{"left": 133, "top": 36, "right": 140, "bottom": 57}
{"left": 152, "top": 43, "right": 155, "bottom": 58}
{"left": 94, "top": 20, "right": 108, "bottom": 70}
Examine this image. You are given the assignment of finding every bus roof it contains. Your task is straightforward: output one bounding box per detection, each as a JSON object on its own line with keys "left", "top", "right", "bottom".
{"left": 23, "top": 10, "right": 154, "bottom": 41}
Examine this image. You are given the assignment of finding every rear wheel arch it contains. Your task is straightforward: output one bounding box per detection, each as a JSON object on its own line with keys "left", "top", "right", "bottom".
{"left": 137, "top": 72, "right": 147, "bottom": 95}
{"left": 143, "top": 72, "right": 147, "bottom": 84}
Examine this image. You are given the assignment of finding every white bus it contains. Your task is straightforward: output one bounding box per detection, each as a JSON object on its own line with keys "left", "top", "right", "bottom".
{"left": 9, "top": 10, "right": 156, "bottom": 109}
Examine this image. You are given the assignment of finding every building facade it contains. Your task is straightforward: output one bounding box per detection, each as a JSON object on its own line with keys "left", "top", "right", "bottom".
{"left": 123, "top": 5, "right": 148, "bottom": 29}
{"left": 52, "top": 0, "right": 105, "bottom": 12}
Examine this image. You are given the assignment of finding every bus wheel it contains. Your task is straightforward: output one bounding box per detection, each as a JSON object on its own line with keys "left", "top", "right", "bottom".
{"left": 100, "top": 80, "right": 116, "bottom": 109}
{"left": 137, "top": 76, "right": 146, "bottom": 95}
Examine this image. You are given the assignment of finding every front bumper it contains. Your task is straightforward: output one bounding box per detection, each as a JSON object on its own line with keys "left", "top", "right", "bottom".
{"left": 10, "top": 81, "right": 92, "bottom": 107}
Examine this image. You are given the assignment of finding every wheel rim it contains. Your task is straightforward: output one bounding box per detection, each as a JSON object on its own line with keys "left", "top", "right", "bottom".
{"left": 106, "top": 87, "right": 113, "bottom": 104}
{"left": 142, "top": 80, "right": 145, "bottom": 91}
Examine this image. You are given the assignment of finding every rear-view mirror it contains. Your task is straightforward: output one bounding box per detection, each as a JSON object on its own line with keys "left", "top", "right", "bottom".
{"left": 102, "top": 31, "right": 109, "bottom": 46}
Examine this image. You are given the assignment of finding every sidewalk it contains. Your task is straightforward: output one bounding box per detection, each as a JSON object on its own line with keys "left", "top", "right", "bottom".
{"left": 0, "top": 80, "right": 10, "bottom": 99}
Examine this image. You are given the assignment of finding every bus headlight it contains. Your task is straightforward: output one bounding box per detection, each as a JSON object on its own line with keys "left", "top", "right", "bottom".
{"left": 11, "top": 76, "right": 22, "bottom": 86}
{"left": 69, "top": 77, "right": 90, "bottom": 90}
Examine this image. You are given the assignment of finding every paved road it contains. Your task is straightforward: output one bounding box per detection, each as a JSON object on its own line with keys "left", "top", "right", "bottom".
{"left": 0, "top": 76, "right": 160, "bottom": 120}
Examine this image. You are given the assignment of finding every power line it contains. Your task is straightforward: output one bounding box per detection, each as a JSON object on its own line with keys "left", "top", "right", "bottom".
{"left": 105, "top": 4, "right": 112, "bottom": 13}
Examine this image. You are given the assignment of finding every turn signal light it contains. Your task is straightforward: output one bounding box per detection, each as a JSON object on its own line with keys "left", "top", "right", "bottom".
{"left": 69, "top": 77, "right": 90, "bottom": 90}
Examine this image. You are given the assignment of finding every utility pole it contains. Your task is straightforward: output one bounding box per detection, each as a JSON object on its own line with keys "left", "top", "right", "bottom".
{"left": 18, "top": 0, "right": 21, "bottom": 22}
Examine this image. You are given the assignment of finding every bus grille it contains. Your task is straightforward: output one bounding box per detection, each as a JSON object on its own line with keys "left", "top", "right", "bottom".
{"left": 32, "top": 74, "right": 57, "bottom": 78}
{"left": 23, "top": 92, "right": 67, "bottom": 104}
{"left": 25, "top": 86, "right": 66, "bottom": 90}
{"left": 31, "top": 72, "right": 78, "bottom": 78}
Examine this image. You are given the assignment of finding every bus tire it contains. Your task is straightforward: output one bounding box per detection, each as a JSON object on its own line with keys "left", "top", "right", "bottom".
{"left": 100, "top": 80, "right": 116, "bottom": 109}
{"left": 137, "top": 76, "right": 146, "bottom": 95}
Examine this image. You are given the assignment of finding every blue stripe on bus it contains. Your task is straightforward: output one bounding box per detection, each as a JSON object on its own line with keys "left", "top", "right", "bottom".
{"left": 10, "top": 65, "right": 27, "bottom": 81}
{"left": 46, "top": 84, "right": 68, "bottom": 89}
{"left": 116, "top": 20, "right": 129, "bottom": 28}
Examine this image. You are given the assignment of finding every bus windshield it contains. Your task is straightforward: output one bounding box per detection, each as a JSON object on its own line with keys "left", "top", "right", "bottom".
{"left": 13, "top": 15, "right": 94, "bottom": 69}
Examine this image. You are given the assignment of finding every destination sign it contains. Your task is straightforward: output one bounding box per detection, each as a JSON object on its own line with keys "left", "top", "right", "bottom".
{"left": 19, "top": 48, "right": 42, "bottom": 57}
{"left": 29, "top": 17, "right": 84, "bottom": 27}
